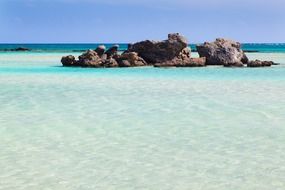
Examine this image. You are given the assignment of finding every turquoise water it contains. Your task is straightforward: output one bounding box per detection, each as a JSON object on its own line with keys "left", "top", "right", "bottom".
{"left": 0, "top": 51, "right": 285, "bottom": 189}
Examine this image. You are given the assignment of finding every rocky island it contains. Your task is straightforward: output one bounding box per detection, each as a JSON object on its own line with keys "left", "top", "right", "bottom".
{"left": 61, "top": 33, "right": 275, "bottom": 68}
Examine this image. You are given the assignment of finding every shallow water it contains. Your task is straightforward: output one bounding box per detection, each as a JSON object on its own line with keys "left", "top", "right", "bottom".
{"left": 0, "top": 52, "right": 285, "bottom": 190}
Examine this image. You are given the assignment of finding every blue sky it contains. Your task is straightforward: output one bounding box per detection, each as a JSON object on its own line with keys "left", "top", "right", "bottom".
{"left": 0, "top": 0, "right": 284, "bottom": 43}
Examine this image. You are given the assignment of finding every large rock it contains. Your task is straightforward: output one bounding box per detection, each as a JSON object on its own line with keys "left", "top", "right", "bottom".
{"left": 247, "top": 60, "right": 273, "bottom": 67}
{"left": 196, "top": 38, "right": 248, "bottom": 67}
{"left": 128, "top": 33, "right": 189, "bottom": 64}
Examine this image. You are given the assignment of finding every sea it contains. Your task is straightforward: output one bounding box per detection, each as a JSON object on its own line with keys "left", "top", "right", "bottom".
{"left": 0, "top": 44, "right": 285, "bottom": 190}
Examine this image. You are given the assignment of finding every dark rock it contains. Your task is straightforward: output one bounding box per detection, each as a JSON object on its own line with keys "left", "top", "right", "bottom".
{"left": 241, "top": 53, "right": 249, "bottom": 64}
{"left": 128, "top": 33, "right": 189, "bottom": 64}
{"left": 117, "top": 52, "right": 147, "bottom": 67}
{"left": 61, "top": 55, "right": 77, "bottom": 67}
{"left": 105, "top": 45, "right": 119, "bottom": 58}
{"left": 197, "top": 38, "right": 248, "bottom": 66}
{"left": 247, "top": 60, "right": 273, "bottom": 67}
{"left": 95, "top": 45, "right": 106, "bottom": 57}
{"left": 13, "top": 47, "right": 30, "bottom": 51}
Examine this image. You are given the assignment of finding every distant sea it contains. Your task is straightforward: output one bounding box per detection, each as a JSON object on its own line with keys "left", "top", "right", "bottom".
{"left": 1, "top": 43, "right": 285, "bottom": 53}
{"left": 0, "top": 43, "right": 285, "bottom": 190}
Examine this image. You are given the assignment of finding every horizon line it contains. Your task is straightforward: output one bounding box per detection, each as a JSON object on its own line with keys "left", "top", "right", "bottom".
{"left": 1, "top": 42, "right": 285, "bottom": 45}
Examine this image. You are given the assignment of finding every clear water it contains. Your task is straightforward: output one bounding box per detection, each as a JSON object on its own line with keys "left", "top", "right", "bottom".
{"left": 0, "top": 49, "right": 285, "bottom": 190}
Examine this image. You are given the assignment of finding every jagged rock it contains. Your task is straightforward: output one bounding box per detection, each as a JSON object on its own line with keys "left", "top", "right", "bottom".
{"left": 105, "top": 45, "right": 119, "bottom": 58}
{"left": 61, "top": 55, "right": 77, "bottom": 67}
{"left": 197, "top": 38, "right": 248, "bottom": 67}
{"left": 128, "top": 33, "right": 189, "bottom": 64}
{"left": 117, "top": 52, "right": 147, "bottom": 67}
{"left": 95, "top": 45, "right": 106, "bottom": 57}
{"left": 247, "top": 60, "right": 273, "bottom": 67}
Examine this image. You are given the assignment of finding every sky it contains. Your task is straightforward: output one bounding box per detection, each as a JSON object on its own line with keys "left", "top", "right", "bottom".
{"left": 0, "top": 0, "right": 285, "bottom": 43}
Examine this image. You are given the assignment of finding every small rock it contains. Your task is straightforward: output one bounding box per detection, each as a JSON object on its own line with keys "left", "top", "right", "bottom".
{"left": 247, "top": 60, "right": 273, "bottom": 67}
{"left": 14, "top": 47, "right": 30, "bottom": 51}
{"left": 61, "top": 55, "right": 77, "bottom": 67}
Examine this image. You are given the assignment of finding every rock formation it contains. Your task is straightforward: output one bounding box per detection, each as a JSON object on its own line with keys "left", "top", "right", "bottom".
{"left": 61, "top": 34, "right": 275, "bottom": 68}
{"left": 196, "top": 38, "right": 248, "bottom": 67}
{"left": 61, "top": 45, "right": 147, "bottom": 68}
{"left": 61, "top": 33, "right": 205, "bottom": 68}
